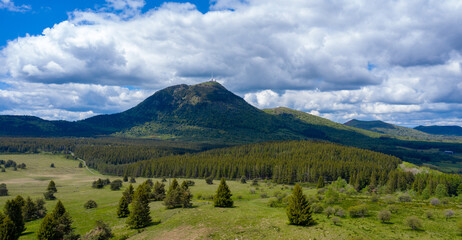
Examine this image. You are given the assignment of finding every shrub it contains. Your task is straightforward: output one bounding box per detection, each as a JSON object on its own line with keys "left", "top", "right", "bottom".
{"left": 425, "top": 210, "right": 434, "bottom": 219}
{"left": 370, "top": 193, "right": 379, "bottom": 202}
{"left": 430, "top": 198, "right": 441, "bottom": 206}
{"left": 110, "top": 180, "right": 123, "bottom": 191}
{"left": 324, "top": 206, "right": 335, "bottom": 218}
{"left": 50, "top": 163, "right": 55, "bottom": 168}
{"left": 406, "top": 216, "right": 423, "bottom": 230}
{"left": 377, "top": 209, "right": 391, "bottom": 223}
{"left": 348, "top": 204, "right": 368, "bottom": 218}
{"left": 161, "top": 177, "right": 167, "bottom": 182}
{"left": 324, "top": 187, "right": 339, "bottom": 204}
{"left": 249, "top": 189, "right": 256, "bottom": 194}
{"left": 444, "top": 209, "right": 455, "bottom": 220}
{"left": 260, "top": 193, "right": 269, "bottom": 198}
{"left": 129, "top": 177, "right": 136, "bottom": 183}
{"left": 334, "top": 206, "right": 346, "bottom": 217}
{"left": 251, "top": 179, "right": 259, "bottom": 186}
{"left": 185, "top": 180, "right": 195, "bottom": 187}
{"left": 82, "top": 220, "right": 113, "bottom": 240}
{"left": 43, "top": 190, "right": 56, "bottom": 200}
{"left": 78, "top": 162, "right": 83, "bottom": 168}
{"left": 205, "top": 176, "right": 213, "bottom": 185}
{"left": 387, "top": 205, "right": 399, "bottom": 213}
{"left": 311, "top": 203, "right": 323, "bottom": 213}
{"left": 383, "top": 195, "right": 396, "bottom": 204}
{"left": 92, "top": 179, "right": 104, "bottom": 189}
{"left": 84, "top": 200, "right": 98, "bottom": 209}
{"left": 398, "top": 193, "right": 412, "bottom": 202}
{"left": 0, "top": 183, "right": 8, "bottom": 196}
{"left": 240, "top": 176, "right": 247, "bottom": 184}
{"left": 332, "top": 216, "right": 341, "bottom": 226}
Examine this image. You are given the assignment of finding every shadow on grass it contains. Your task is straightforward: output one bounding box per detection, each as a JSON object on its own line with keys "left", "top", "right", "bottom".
{"left": 21, "top": 231, "right": 34, "bottom": 236}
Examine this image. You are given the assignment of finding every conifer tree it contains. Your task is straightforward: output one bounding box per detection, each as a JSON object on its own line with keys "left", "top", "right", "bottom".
{"left": 286, "top": 184, "right": 315, "bottom": 226}
{"left": 122, "top": 184, "right": 134, "bottom": 204}
{"left": 213, "top": 178, "right": 233, "bottom": 208}
{"left": 47, "top": 180, "right": 57, "bottom": 193}
{"left": 164, "top": 179, "right": 182, "bottom": 209}
{"left": 37, "top": 214, "right": 56, "bottom": 240}
{"left": 117, "top": 195, "right": 130, "bottom": 218}
{"left": 316, "top": 176, "right": 325, "bottom": 188}
{"left": 152, "top": 181, "right": 166, "bottom": 201}
{"left": 127, "top": 185, "right": 151, "bottom": 229}
{"left": 3, "top": 197, "right": 25, "bottom": 238}
{"left": 0, "top": 183, "right": 8, "bottom": 196}
{"left": 22, "top": 197, "right": 37, "bottom": 221}
{"left": 0, "top": 216, "right": 16, "bottom": 240}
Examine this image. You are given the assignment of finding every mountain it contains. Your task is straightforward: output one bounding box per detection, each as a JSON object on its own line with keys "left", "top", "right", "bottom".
{"left": 415, "top": 125, "right": 462, "bottom": 136}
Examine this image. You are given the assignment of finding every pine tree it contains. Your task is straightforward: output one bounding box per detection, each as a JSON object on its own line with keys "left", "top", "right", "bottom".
{"left": 164, "top": 179, "right": 182, "bottom": 209}
{"left": 435, "top": 184, "right": 448, "bottom": 199}
{"left": 78, "top": 162, "right": 83, "bottom": 168}
{"left": 3, "top": 197, "right": 25, "bottom": 238}
{"left": 122, "top": 184, "right": 134, "bottom": 204}
{"left": 152, "top": 181, "right": 166, "bottom": 201}
{"left": 0, "top": 216, "right": 16, "bottom": 240}
{"left": 117, "top": 196, "right": 130, "bottom": 218}
{"left": 0, "top": 183, "right": 8, "bottom": 196}
{"left": 127, "top": 185, "right": 151, "bottom": 229}
{"left": 22, "top": 197, "right": 37, "bottom": 221}
{"left": 47, "top": 180, "right": 57, "bottom": 193}
{"left": 37, "top": 214, "right": 57, "bottom": 240}
{"left": 316, "top": 176, "right": 325, "bottom": 188}
{"left": 213, "top": 178, "right": 233, "bottom": 208}
{"left": 123, "top": 174, "right": 128, "bottom": 182}
{"left": 286, "top": 184, "right": 315, "bottom": 226}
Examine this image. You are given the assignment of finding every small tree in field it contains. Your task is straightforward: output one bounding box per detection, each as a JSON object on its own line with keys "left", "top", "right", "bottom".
{"left": 127, "top": 185, "right": 151, "bottom": 229}
{"left": 0, "top": 183, "right": 8, "bottom": 196}
{"left": 117, "top": 195, "right": 130, "bottom": 218}
{"left": 84, "top": 200, "right": 97, "bottom": 209}
{"left": 406, "top": 216, "right": 423, "bottom": 230}
{"left": 316, "top": 176, "right": 325, "bottom": 189}
{"left": 0, "top": 216, "right": 16, "bottom": 240}
{"left": 214, "top": 178, "right": 233, "bottom": 208}
{"left": 47, "top": 180, "right": 57, "bottom": 193}
{"left": 286, "top": 184, "right": 315, "bottom": 226}
{"left": 377, "top": 209, "right": 391, "bottom": 223}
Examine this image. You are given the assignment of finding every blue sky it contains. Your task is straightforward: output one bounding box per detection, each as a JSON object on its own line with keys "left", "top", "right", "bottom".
{"left": 1, "top": 0, "right": 462, "bottom": 127}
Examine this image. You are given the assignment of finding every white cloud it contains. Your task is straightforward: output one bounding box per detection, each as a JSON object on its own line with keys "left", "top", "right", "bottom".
{"left": 0, "top": 0, "right": 462, "bottom": 126}
{"left": 0, "top": 0, "right": 30, "bottom": 12}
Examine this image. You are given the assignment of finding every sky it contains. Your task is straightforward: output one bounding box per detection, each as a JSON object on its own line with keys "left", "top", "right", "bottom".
{"left": 0, "top": 0, "right": 461, "bottom": 127}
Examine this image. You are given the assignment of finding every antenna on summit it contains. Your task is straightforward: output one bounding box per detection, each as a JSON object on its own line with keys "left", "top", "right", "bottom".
{"left": 210, "top": 72, "right": 216, "bottom": 82}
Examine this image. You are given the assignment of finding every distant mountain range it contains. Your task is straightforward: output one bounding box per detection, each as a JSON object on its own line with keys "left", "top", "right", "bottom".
{"left": 0, "top": 81, "right": 461, "bottom": 172}
{"left": 415, "top": 125, "right": 462, "bottom": 136}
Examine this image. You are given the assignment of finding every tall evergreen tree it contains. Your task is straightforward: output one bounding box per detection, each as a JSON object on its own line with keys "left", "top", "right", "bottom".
{"left": 47, "top": 180, "right": 57, "bottom": 193}
{"left": 122, "top": 184, "right": 134, "bottom": 204}
{"left": 0, "top": 216, "right": 16, "bottom": 240}
{"left": 152, "top": 181, "right": 166, "bottom": 201}
{"left": 316, "top": 176, "right": 325, "bottom": 189}
{"left": 3, "top": 197, "right": 25, "bottom": 238}
{"left": 213, "top": 178, "right": 233, "bottom": 208}
{"left": 38, "top": 200, "right": 77, "bottom": 240}
{"left": 127, "top": 185, "right": 151, "bottom": 229}
{"left": 37, "top": 214, "right": 56, "bottom": 240}
{"left": 0, "top": 183, "right": 8, "bottom": 196}
{"left": 22, "top": 197, "right": 37, "bottom": 221}
{"left": 286, "top": 184, "right": 315, "bottom": 226}
{"left": 117, "top": 196, "right": 130, "bottom": 218}
{"left": 164, "top": 179, "right": 182, "bottom": 209}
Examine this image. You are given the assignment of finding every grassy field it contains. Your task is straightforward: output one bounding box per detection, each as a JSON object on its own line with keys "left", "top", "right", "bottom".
{"left": 0, "top": 154, "right": 461, "bottom": 239}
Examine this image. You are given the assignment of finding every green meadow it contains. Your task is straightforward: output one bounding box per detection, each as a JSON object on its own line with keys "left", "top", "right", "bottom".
{"left": 0, "top": 154, "right": 461, "bottom": 240}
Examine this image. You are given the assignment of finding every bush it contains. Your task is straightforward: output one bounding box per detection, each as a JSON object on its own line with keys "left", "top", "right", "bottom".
{"left": 324, "top": 206, "right": 335, "bottom": 218}
{"left": 251, "top": 179, "right": 259, "bottom": 186}
{"left": 430, "top": 198, "right": 441, "bottom": 206}
{"left": 205, "top": 176, "right": 213, "bottom": 185}
{"left": 84, "top": 200, "right": 98, "bottom": 209}
{"left": 332, "top": 216, "right": 341, "bottom": 226}
{"left": 50, "top": 163, "right": 55, "bottom": 168}
{"left": 82, "top": 220, "right": 113, "bottom": 240}
{"left": 398, "top": 193, "right": 412, "bottom": 202}
{"left": 311, "top": 203, "right": 323, "bottom": 213}
{"left": 444, "top": 209, "right": 455, "bottom": 220}
{"left": 383, "top": 195, "right": 396, "bottom": 204}
{"left": 406, "top": 216, "right": 423, "bottom": 230}
{"left": 129, "top": 177, "right": 136, "bottom": 183}
{"left": 370, "top": 193, "right": 379, "bottom": 202}
{"left": 92, "top": 179, "right": 105, "bottom": 189}
{"left": 240, "top": 176, "right": 247, "bottom": 184}
{"left": 348, "top": 204, "right": 368, "bottom": 218}
{"left": 0, "top": 183, "right": 8, "bottom": 196}
{"left": 43, "top": 190, "right": 56, "bottom": 200}
{"left": 185, "top": 180, "right": 195, "bottom": 187}
{"left": 377, "top": 209, "right": 391, "bottom": 223}
{"left": 260, "top": 193, "right": 269, "bottom": 198}
{"left": 386, "top": 205, "right": 399, "bottom": 213}
{"left": 334, "top": 206, "right": 346, "bottom": 217}
{"left": 425, "top": 211, "right": 434, "bottom": 219}
{"left": 110, "top": 180, "right": 123, "bottom": 191}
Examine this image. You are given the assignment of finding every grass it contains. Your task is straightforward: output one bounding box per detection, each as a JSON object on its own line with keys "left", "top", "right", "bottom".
{"left": 0, "top": 154, "right": 461, "bottom": 239}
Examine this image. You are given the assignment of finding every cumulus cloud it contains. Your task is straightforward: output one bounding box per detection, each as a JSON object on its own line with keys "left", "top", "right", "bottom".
{"left": 0, "top": 0, "right": 462, "bottom": 126}
{"left": 0, "top": 0, "right": 30, "bottom": 12}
